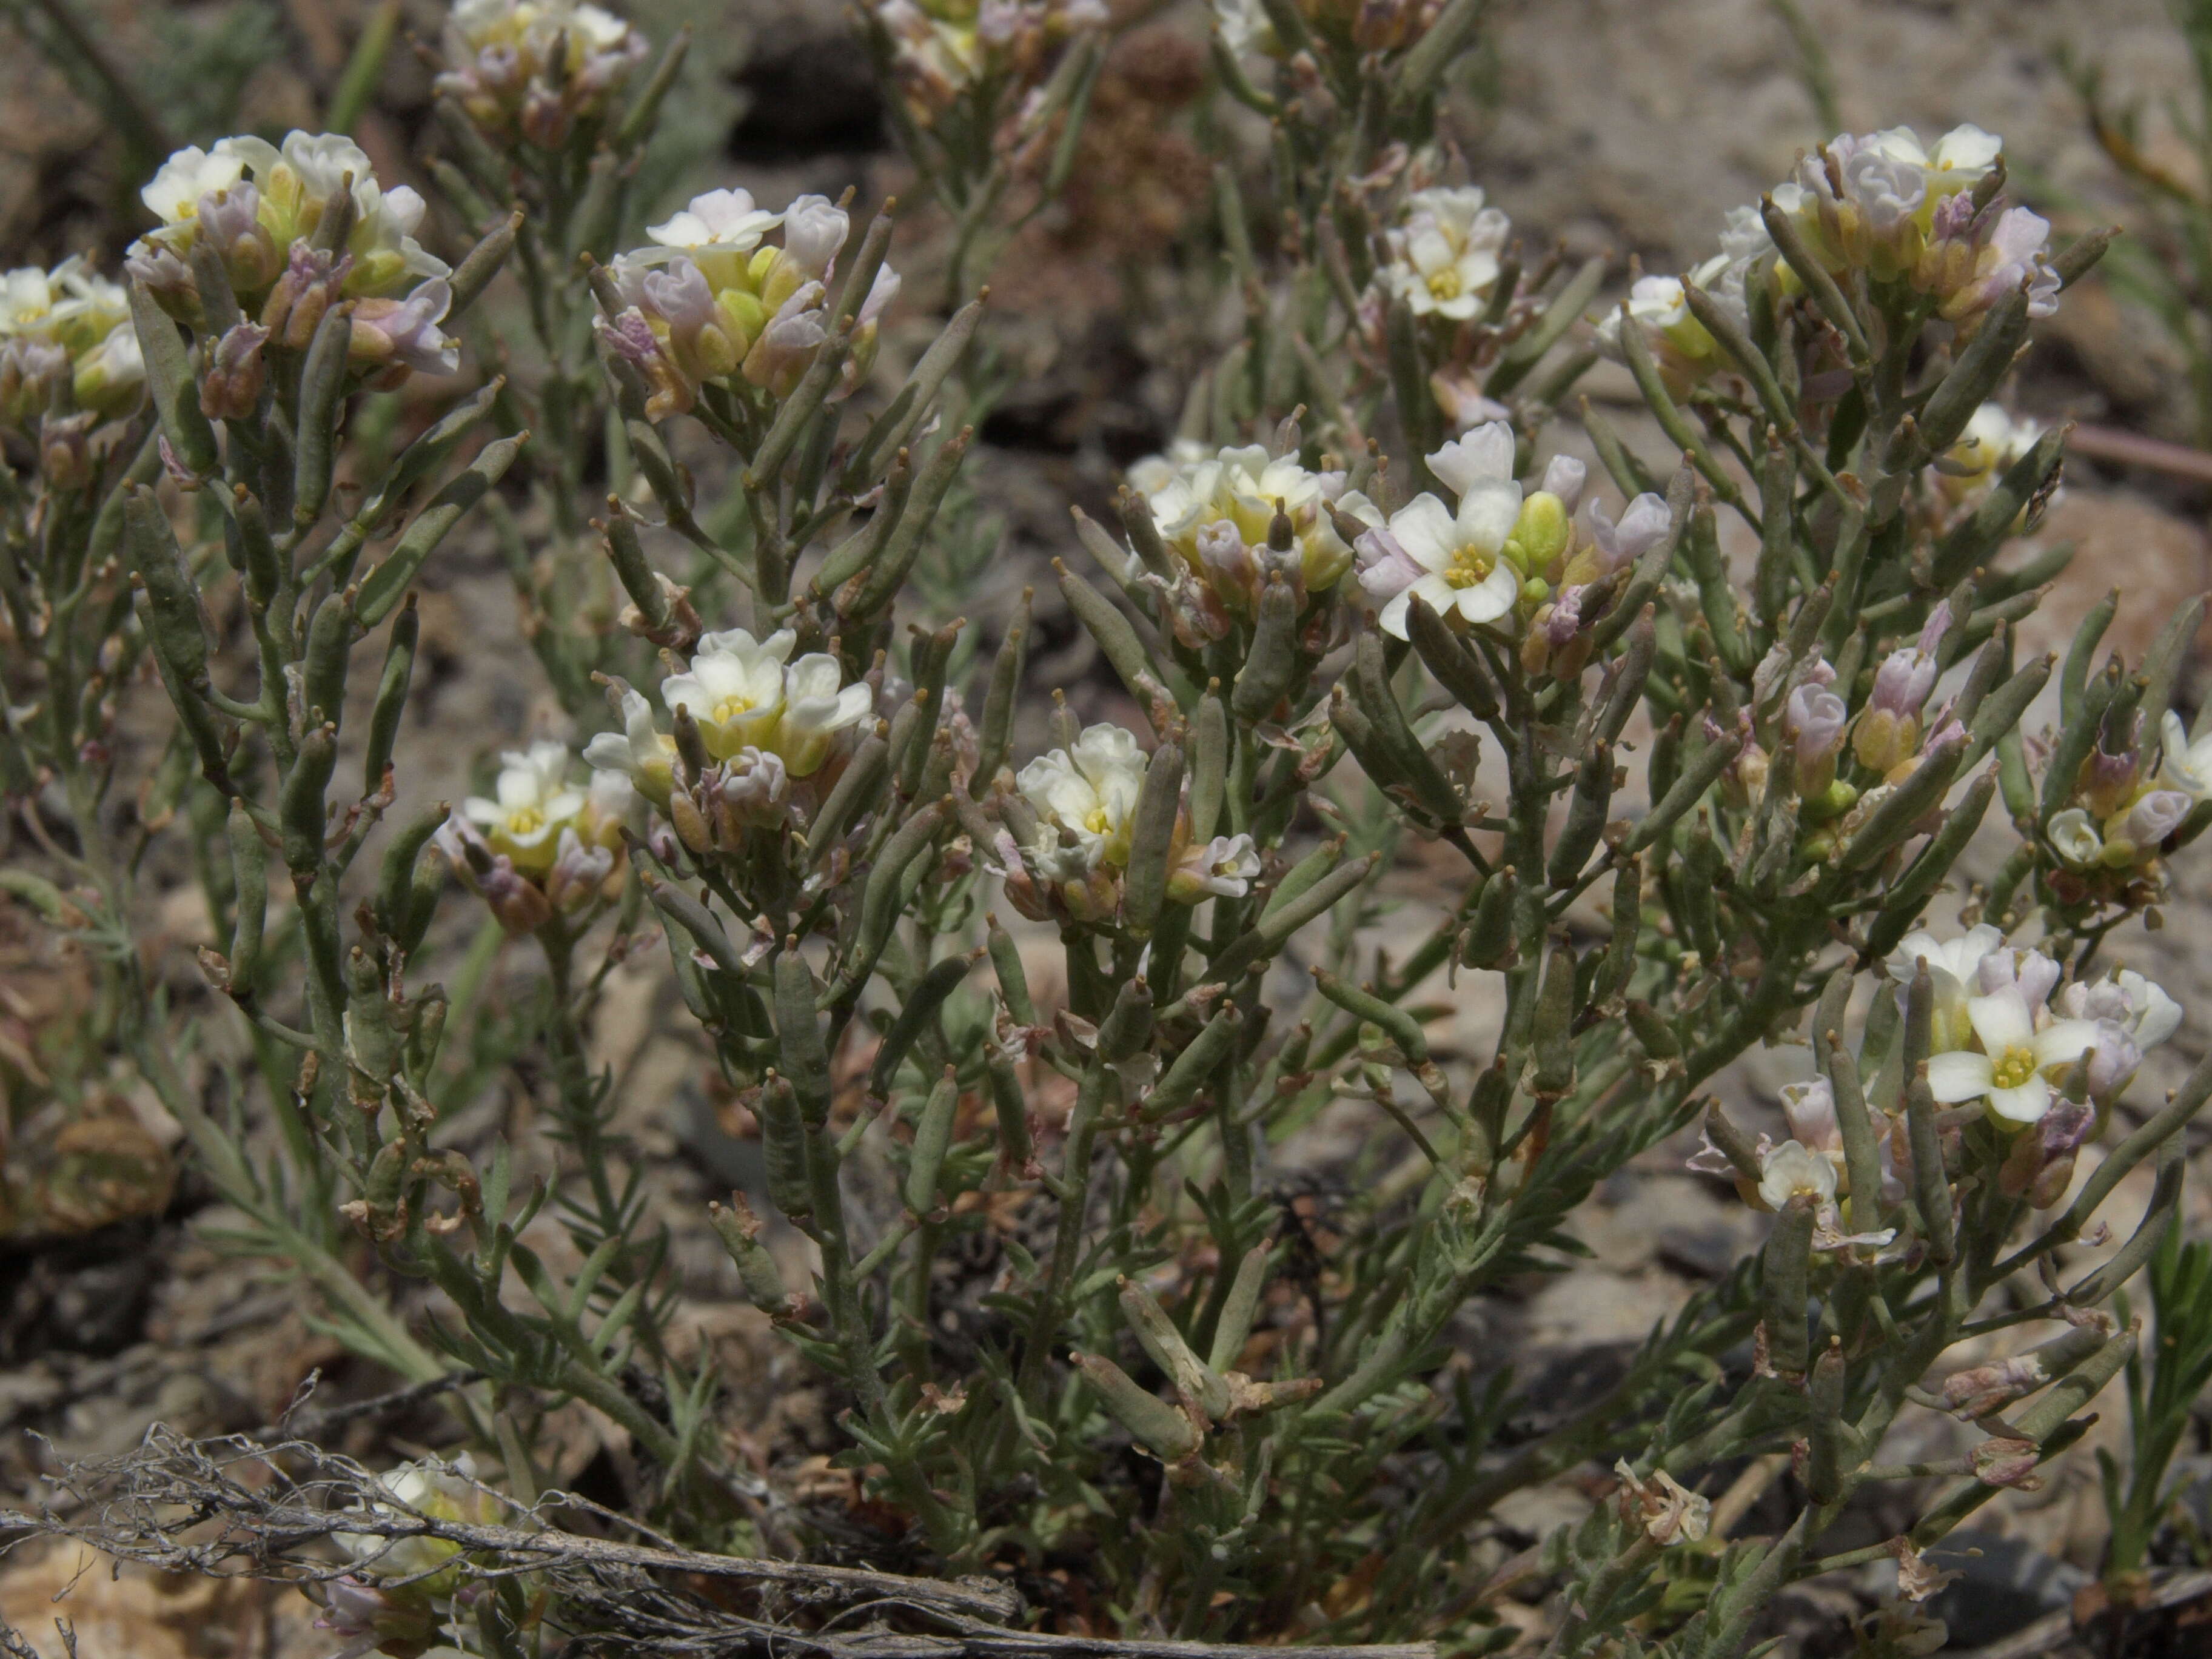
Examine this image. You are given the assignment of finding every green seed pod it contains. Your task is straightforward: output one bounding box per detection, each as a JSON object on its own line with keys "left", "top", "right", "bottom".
{"left": 127, "top": 489, "right": 210, "bottom": 691}
{"left": 884, "top": 689, "right": 933, "bottom": 800}
{"left": 1759, "top": 194, "right": 1871, "bottom": 365}
{"left": 1208, "top": 1244, "right": 1272, "bottom": 1375}
{"left": 1530, "top": 940, "right": 1577, "bottom": 1098}
{"left": 1760, "top": 1195, "right": 1815, "bottom": 1378}
{"left": 1350, "top": 633, "right": 1463, "bottom": 823}
{"left": 1626, "top": 998, "right": 1681, "bottom": 1063}
{"left": 1116, "top": 486, "right": 1177, "bottom": 583}
{"left": 2141, "top": 596, "right": 2207, "bottom": 743}
{"left": 1805, "top": 1339, "right": 1855, "bottom": 1504}
{"left": 1905, "top": 1067, "right": 1954, "bottom": 1265}
{"left": 1059, "top": 559, "right": 1173, "bottom": 715}
{"left": 1404, "top": 595, "right": 1499, "bottom": 722}
{"left": 361, "top": 595, "right": 418, "bottom": 793}
{"left": 1917, "top": 289, "right": 2032, "bottom": 458}
{"left": 904, "top": 1065, "right": 960, "bottom": 1215}
{"left": 985, "top": 913, "right": 1037, "bottom": 1028}
{"left": 1119, "top": 1276, "right": 1229, "bottom": 1421}
{"left": 1461, "top": 864, "right": 1518, "bottom": 969}
{"left": 709, "top": 1196, "right": 794, "bottom": 1317}
{"left": 301, "top": 588, "right": 360, "bottom": 731}
{"left": 845, "top": 299, "right": 985, "bottom": 488}
{"left": 446, "top": 209, "right": 521, "bottom": 323}
{"left": 1232, "top": 572, "right": 1301, "bottom": 725}
{"left": 226, "top": 798, "right": 267, "bottom": 988}
{"left": 625, "top": 415, "right": 700, "bottom": 534}
{"left": 280, "top": 724, "right": 338, "bottom": 879}
{"left": 1626, "top": 728, "right": 1747, "bottom": 856}
{"left": 868, "top": 950, "right": 977, "bottom": 1099}
{"left": 1262, "top": 836, "right": 1345, "bottom": 924}
{"left": 1211, "top": 854, "right": 1376, "bottom": 985}
{"left": 1822, "top": 1044, "right": 1888, "bottom": 1233}
{"left": 1071, "top": 504, "right": 1139, "bottom": 588}
{"left": 644, "top": 875, "right": 745, "bottom": 976}
{"left": 1701, "top": 1101, "right": 1761, "bottom": 1181}
{"left": 1310, "top": 967, "right": 1432, "bottom": 1065}
{"left": 352, "top": 379, "right": 506, "bottom": 537}
{"left": 806, "top": 727, "right": 889, "bottom": 858}
{"left": 602, "top": 509, "right": 669, "bottom": 635}
{"left": 827, "top": 802, "right": 948, "bottom": 1004}
{"left": 356, "top": 434, "right": 528, "bottom": 628}
{"left": 1145, "top": 1004, "right": 1242, "bottom": 1119}
{"left": 986, "top": 1050, "right": 1033, "bottom": 1168}
{"left": 1122, "top": 738, "right": 1184, "bottom": 937}
{"left": 2059, "top": 591, "right": 2119, "bottom": 732}
{"left": 1594, "top": 857, "right": 1641, "bottom": 1011}
{"left": 1188, "top": 685, "right": 1229, "bottom": 841}
{"left": 1838, "top": 731, "right": 1965, "bottom": 871}
{"left": 1097, "top": 974, "right": 1155, "bottom": 1063}
{"left": 1484, "top": 255, "right": 1606, "bottom": 394}
{"left": 974, "top": 591, "right": 1031, "bottom": 789}
{"left": 1682, "top": 492, "right": 1753, "bottom": 673}
{"left": 850, "top": 428, "right": 973, "bottom": 618}
{"left": 1073, "top": 1350, "right": 1199, "bottom": 1460}
{"left": 1580, "top": 398, "right": 1662, "bottom": 500}
{"left": 293, "top": 297, "right": 353, "bottom": 526}
{"left": 1595, "top": 607, "right": 1657, "bottom": 746}
{"left": 776, "top": 945, "right": 836, "bottom": 1122}
{"left": 127, "top": 280, "right": 218, "bottom": 478}
{"left": 374, "top": 802, "right": 449, "bottom": 948}
{"left": 2008, "top": 1327, "right": 2137, "bottom": 1449}
{"left": 226, "top": 486, "right": 283, "bottom": 606}
{"left": 1754, "top": 430, "right": 1796, "bottom": 629}
{"left": 1548, "top": 742, "right": 1615, "bottom": 890}
{"left": 759, "top": 1073, "right": 813, "bottom": 1221}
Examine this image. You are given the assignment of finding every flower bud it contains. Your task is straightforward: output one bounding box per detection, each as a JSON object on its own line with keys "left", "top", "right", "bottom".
{"left": 198, "top": 321, "right": 267, "bottom": 419}
{"left": 1786, "top": 683, "right": 1848, "bottom": 792}
{"left": 1505, "top": 490, "right": 1571, "bottom": 574}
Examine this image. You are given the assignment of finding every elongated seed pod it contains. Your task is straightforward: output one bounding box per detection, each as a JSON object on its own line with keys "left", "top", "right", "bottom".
{"left": 1823, "top": 1045, "right": 1888, "bottom": 1233}
{"left": 759, "top": 1073, "right": 813, "bottom": 1220}
{"left": 806, "top": 728, "right": 888, "bottom": 858}
{"left": 1754, "top": 431, "right": 1795, "bottom": 629}
{"left": 1839, "top": 732, "right": 1965, "bottom": 871}
{"left": 974, "top": 592, "right": 1031, "bottom": 789}
{"left": 226, "top": 799, "right": 267, "bottom": 988}
{"left": 1145, "top": 1004, "right": 1242, "bottom": 1118}
{"left": 1208, "top": 1244, "right": 1272, "bottom": 1374}
{"left": 128, "top": 280, "right": 218, "bottom": 477}
{"left": 1863, "top": 773, "right": 1997, "bottom": 961}
{"left": 1311, "top": 968, "right": 1431, "bottom": 1064}
{"left": 1119, "top": 1277, "right": 1229, "bottom": 1420}
{"left": 361, "top": 595, "right": 418, "bottom": 793}
{"left": 1262, "top": 836, "right": 1345, "bottom": 923}
{"left": 1073, "top": 1351, "right": 1199, "bottom": 1459}
{"left": 986, "top": 1051, "right": 1033, "bottom": 1167}
{"left": 1529, "top": 941, "right": 1577, "bottom": 1097}
{"left": 1210, "top": 854, "right": 1376, "bottom": 985}
{"left": 775, "top": 947, "right": 836, "bottom": 1122}
{"left": 1805, "top": 1340, "right": 1853, "bottom": 1504}
{"left": 846, "top": 299, "right": 984, "bottom": 487}
{"left": 1905, "top": 1067, "right": 1953, "bottom": 1264}
{"left": 869, "top": 951, "right": 977, "bottom": 1098}
{"left": 1122, "top": 739, "right": 1184, "bottom": 937}
{"left": 1350, "top": 634, "right": 1462, "bottom": 823}
{"left": 825, "top": 802, "right": 947, "bottom": 1004}
{"left": 1188, "top": 686, "right": 1229, "bottom": 840}
{"left": 293, "top": 298, "right": 353, "bottom": 526}
{"left": 1232, "top": 574, "right": 1300, "bottom": 724}
{"left": 280, "top": 725, "right": 338, "bottom": 879}
{"left": 645, "top": 876, "right": 744, "bottom": 976}
{"left": 904, "top": 1066, "right": 960, "bottom": 1214}
{"left": 356, "top": 434, "right": 528, "bottom": 627}
{"left": 1761, "top": 1196, "right": 1815, "bottom": 1377}
{"left": 1404, "top": 595, "right": 1500, "bottom": 722}
{"left": 1461, "top": 864, "right": 1518, "bottom": 969}
{"left": 851, "top": 429, "right": 972, "bottom": 617}
{"left": 1626, "top": 999, "right": 1681, "bottom": 1063}
{"left": 1593, "top": 858, "right": 1640, "bottom": 1009}
{"left": 301, "top": 589, "right": 359, "bottom": 732}
{"left": 1626, "top": 729, "right": 1747, "bottom": 856}
{"left": 1096, "top": 975, "right": 1155, "bottom": 1062}
{"left": 709, "top": 1196, "right": 794, "bottom": 1316}
{"left": 1547, "top": 742, "right": 1615, "bottom": 889}
{"left": 986, "top": 913, "right": 1037, "bottom": 1027}
{"left": 1760, "top": 194, "right": 1869, "bottom": 363}
{"left": 1595, "top": 608, "right": 1657, "bottom": 745}
{"left": 1918, "top": 289, "right": 2031, "bottom": 457}
{"left": 374, "top": 803, "right": 448, "bottom": 953}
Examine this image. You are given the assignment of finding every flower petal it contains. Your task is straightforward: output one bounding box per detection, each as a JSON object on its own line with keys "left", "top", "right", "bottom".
{"left": 1925, "top": 1050, "right": 1994, "bottom": 1104}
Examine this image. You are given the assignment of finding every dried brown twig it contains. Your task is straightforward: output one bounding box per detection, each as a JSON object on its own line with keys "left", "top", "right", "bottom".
{"left": 0, "top": 1427, "right": 1433, "bottom": 1659}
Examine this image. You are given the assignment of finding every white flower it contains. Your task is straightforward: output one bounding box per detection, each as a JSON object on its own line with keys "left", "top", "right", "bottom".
{"left": 646, "top": 189, "right": 784, "bottom": 250}
{"left": 2162, "top": 710, "right": 2212, "bottom": 797}
{"left": 463, "top": 741, "right": 589, "bottom": 876}
{"left": 1170, "top": 833, "right": 1261, "bottom": 902}
{"left": 1757, "top": 1137, "right": 1838, "bottom": 1211}
{"left": 139, "top": 144, "right": 250, "bottom": 226}
{"left": 1385, "top": 187, "right": 1512, "bottom": 320}
{"left": 1017, "top": 724, "right": 1147, "bottom": 871}
{"left": 2047, "top": 807, "right": 2103, "bottom": 869}
{"left": 774, "top": 650, "right": 874, "bottom": 777}
{"left": 1884, "top": 923, "right": 2003, "bottom": 1051}
{"left": 1374, "top": 463, "right": 1525, "bottom": 638}
{"left": 1212, "top": 0, "right": 1277, "bottom": 56}
{"left": 662, "top": 628, "right": 795, "bottom": 760}
{"left": 337, "top": 1453, "right": 498, "bottom": 1584}
{"left": 1924, "top": 986, "right": 2100, "bottom": 1125}
{"left": 581, "top": 685, "right": 677, "bottom": 805}
{"left": 2056, "top": 969, "right": 2182, "bottom": 1052}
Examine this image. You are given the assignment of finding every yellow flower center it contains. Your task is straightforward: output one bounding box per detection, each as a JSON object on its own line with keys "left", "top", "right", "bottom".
{"left": 1444, "top": 549, "right": 1493, "bottom": 589}
{"left": 711, "top": 694, "right": 759, "bottom": 725}
{"left": 1989, "top": 1045, "right": 2037, "bottom": 1091}
{"left": 506, "top": 806, "right": 546, "bottom": 837}
{"left": 1084, "top": 805, "right": 1113, "bottom": 835}
{"left": 1426, "top": 268, "right": 1463, "bottom": 301}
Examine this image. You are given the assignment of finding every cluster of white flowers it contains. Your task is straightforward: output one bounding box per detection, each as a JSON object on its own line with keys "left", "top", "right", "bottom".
{"left": 1887, "top": 926, "right": 2177, "bottom": 1125}
{"left": 1378, "top": 187, "right": 1512, "bottom": 323}
{"left": 1595, "top": 207, "right": 1770, "bottom": 390}
{"left": 874, "top": 0, "right": 1105, "bottom": 120}
{"left": 0, "top": 256, "right": 142, "bottom": 436}
{"left": 595, "top": 188, "right": 900, "bottom": 418}
{"left": 335, "top": 1453, "right": 503, "bottom": 1594}
{"left": 1771, "top": 124, "right": 2057, "bottom": 324}
{"left": 1000, "top": 722, "right": 1259, "bottom": 922}
{"left": 437, "top": 741, "right": 629, "bottom": 932}
{"left": 127, "top": 132, "right": 457, "bottom": 381}
{"left": 1124, "top": 438, "right": 1380, "bottom": 637}
{"left": 435, "top": 0, "right": 649, "bottom": 148}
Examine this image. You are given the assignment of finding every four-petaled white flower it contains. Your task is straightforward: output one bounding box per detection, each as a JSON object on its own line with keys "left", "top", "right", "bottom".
{"left": 2162, "top": 710, "right": 2212, "bottom": 798}
{"left": 1924, "top": 986, "right": 2099, "bottom": 1125}
{"left": 1373, "top": 428, "right": 1524, "bottom": 638}
{"left": 337, "top": 1453, "right": 500, "bottom": 1584}
{"left": 1884, "top": 923, "right": 2003, "bottom": 1053}
{"left": 776, "top": 651, "right": 876, "bottom": 777}
{"left": 1171, "top": 833, "right": 1261, "bottom": 902}
{"left": 662, "top": 628, "right": 797, "bottom": 760}
{"left": 1386, "top": 187, "right": 1512, "bottom": 321}
{"left": 645, "top": 188, "right": 786, "bottom": 287}
{"left": 1757, "top": 1138, "right": 1838, "bottom": 1212}
{"left": 1017, "top": 724, "right": 1147, "bottom": 872}
{"left": 463, "top": 741, "right": 588, "bottom": 875}
{"left": 582, "top": 684, "right": 679, "bottom": 806}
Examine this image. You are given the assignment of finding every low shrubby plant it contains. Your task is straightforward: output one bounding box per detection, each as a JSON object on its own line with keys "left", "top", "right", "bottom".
{"left": 0, "top": 1, "right": 2207, "bottom": 1655}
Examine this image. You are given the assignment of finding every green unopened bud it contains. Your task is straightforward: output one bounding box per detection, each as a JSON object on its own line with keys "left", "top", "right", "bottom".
{"left": 1507, "top": 491, "right": 1571, "bottom": 573}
